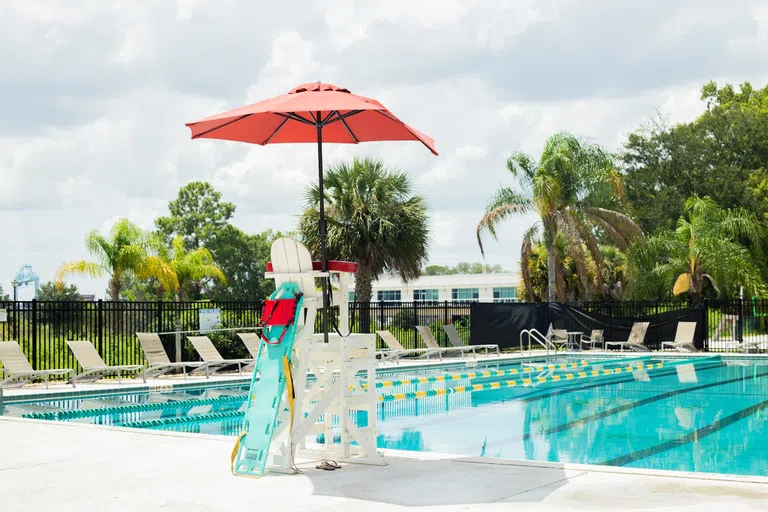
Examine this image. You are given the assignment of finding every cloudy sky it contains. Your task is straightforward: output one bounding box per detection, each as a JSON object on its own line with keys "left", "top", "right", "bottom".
{"left": 2, "top": 1, "right": 768, "bottom": 298}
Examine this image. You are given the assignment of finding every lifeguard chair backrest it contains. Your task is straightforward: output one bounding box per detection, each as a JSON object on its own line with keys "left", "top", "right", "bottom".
{"left": 270, "top": 237, "right": 316, "bottom": 297}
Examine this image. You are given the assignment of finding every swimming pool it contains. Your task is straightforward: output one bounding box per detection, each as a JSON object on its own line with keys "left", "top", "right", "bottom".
{"left": 5, "top": 354, "right": 768, "bottom": 477}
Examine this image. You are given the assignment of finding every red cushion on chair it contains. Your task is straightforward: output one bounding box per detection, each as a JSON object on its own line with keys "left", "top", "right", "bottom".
{"left": 265, "top": 260, "right": 358, "bottom": 273}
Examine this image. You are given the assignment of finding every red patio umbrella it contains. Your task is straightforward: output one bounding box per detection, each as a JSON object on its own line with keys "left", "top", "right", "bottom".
{"left": 186, "top": 82, "right": 437, "bottom": 342}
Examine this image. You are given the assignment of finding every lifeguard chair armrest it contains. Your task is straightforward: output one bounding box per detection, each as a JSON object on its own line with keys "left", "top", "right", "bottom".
{"left": 265, "top": 261, "right": 358, "bottom": 274}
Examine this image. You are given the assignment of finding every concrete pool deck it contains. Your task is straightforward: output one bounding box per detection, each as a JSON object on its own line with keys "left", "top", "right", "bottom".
{"left": 1, "top": 416, "right": 767, "bottom": 511}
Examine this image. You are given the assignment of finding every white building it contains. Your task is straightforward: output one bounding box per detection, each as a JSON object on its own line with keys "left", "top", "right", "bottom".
{"left": 349, "top": 273, "right": 520, "bottom": 303}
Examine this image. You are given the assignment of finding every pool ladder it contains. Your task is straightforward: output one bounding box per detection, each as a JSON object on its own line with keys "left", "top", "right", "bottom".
{"left": 520, "top": 328, "right": 557, "bottom": 359}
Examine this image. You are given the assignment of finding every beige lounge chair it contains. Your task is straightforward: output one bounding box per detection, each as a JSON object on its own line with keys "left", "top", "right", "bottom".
{"left": 580, "top": 329, "right": 604, "bottom": 350}
{"left": 604, "top": 322, "right": 651, "bottom": 352}
{"left": 442, "top": 324, "right": 499, "bottom": 356}
{"left": 187, "top": 335, "right": 254, "bottom": 374}
{"left": 66, "top": 340, "right": 146, "bottom": 384}
{"left": 237, "top": 332, "right": 262, "bottom": 359}
{"left": 0, "top": 341, "right": 75, "bottom": 389}
{"left": 416, "top": 325, "right": 478, "bottom": 358}
{"left": 375, "top": 330, "right": 443, "bottom": 363}
{"left": 136, "top": 332, "right": 223, "bottom": 379}
{"left": 661, "top": 322, "right": 698, "bottom": 352}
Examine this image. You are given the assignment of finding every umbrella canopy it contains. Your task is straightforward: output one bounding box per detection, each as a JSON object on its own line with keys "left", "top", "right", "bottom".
{"left": 186, "top": 82, "right": 437, "bottom": 342}
{"left": 186, "top": 82, "right": 438, "bottom": 154}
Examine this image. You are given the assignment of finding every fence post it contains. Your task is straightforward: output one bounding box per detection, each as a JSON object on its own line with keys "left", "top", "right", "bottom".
{"left": 444, "top": 301, "right": 449, "bottom": 344}
{"left": 31, "top": 299, "right": 38, "bottom": 370}
{"left": 97, "top": 299, "right": 104, "bottom": 356}
{"left": 703, "top": 298, "right": 709, "bottom": 351}
{"left": 413, "top": 302, "right": 419, "bottom": 348}
{"left": 738, "top": 296, "right": 744, "bottom": 342}
{"left": 156, "top": 299, "right": 163, "bottom": 332}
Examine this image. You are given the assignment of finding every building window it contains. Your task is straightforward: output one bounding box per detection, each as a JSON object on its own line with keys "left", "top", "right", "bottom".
{"left": 493, "top": 287, "right": 517, "bottom": 303}
{"left": 451, "top": 288, "right": 479, "bottom": 302}
{"left": 377, "top": 290, "right": 401, "bottom": 302}
{"left": 413, "top": 289, "right": 439, "bottom": 301}
{"left": 348, "top": 291, "right": 356, "bottom": 302}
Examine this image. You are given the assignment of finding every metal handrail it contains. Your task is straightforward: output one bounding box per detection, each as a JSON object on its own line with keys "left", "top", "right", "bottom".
{"left": 520, "top": 328, "right": 556, "bottom": 357}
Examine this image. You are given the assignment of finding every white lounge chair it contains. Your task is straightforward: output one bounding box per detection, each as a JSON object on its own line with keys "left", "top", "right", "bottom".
{"left": 416, "top": 325, "right": 478, "bottom": 358}
{"left": 546, "top": 325, "right": 569, "bottom": 350}
{"left": 580, "top": 329, "right": 604, "bottom": 350}
{"left": 375, "top": 330, "right": 443, "bottom": 363}
{"left": 661, "top": 322, "right": 698, "bottom": 352}
{"left": 136, "top": 332, "right": 224, "bottom": 379}
{"left": 442, "top": 324, "right": 499, "bottom": 356}
{"left": 604, "top": 322, "right": 651, "bottom": 352}
{"left": 66, "top": 340, "right": 146, "bottom": 384}
{"left": 187, "top": 335, "right": 254, "bottom": 374}
{"left": 0, "top": 341, "right": 75, "bottom": 389}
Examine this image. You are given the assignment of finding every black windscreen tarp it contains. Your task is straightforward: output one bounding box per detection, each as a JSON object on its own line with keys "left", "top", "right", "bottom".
{"left": 470, "top": 302, "right": 707, "bottom": 350}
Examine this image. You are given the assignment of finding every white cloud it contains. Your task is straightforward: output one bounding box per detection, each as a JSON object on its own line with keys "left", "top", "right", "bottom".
{"left": 1, "top": 0, "right": 767, "bottom": 296}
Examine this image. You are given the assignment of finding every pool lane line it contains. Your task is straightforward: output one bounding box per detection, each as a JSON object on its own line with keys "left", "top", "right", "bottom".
{"left": 376, "top": 359, "right": 691, "bottom": 403}
{"left": 372, "top": 355, "right": 654, "bottom": 390}
{"left": 523, "top": 363, "right": 768, "bottom": 441}
{"left": 21, "top": 394, "right": 248, "bottom": 421}
{"left": 119, "top": 409, "right": 246, "bottom": 429}
{"left": 601, "top": 396, "right": 768, "bottom": 467}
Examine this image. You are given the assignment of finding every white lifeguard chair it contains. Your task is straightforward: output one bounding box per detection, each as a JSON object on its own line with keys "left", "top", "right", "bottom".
{"left": 262, "top": 238, "right": 385, "bottom": 473}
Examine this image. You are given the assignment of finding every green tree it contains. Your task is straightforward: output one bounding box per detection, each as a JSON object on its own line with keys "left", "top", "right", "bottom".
{"left": 38, "top": 281, "right": 81, "bottom": 301}
{"left": 627, "top": 195, "right": 765, "bottom": 299}
{"left": 477, "top": 132, "right": 643, "bottom": 302}
{"left": 298, "top": 157, "right": 429, "bottom": 303}
{"left": 155, "top": 181, "right": 236, "bottom": 250}
{"left": 622, "top": 82, "right": 768, "bottom": 234}
{"left": 56, "top": 218, "right": 177, "bottom": 300}
{"left": 423, "top": 262, "right": 505, "bottom": 275}
{"left": 206, "top": 226, "right": 279, "bottom": 301}
{"left": 0, "top": 284, "right": 8, "bottom": 301}
{"left": 156, "top": 235, "right": 227, "bottom": 300}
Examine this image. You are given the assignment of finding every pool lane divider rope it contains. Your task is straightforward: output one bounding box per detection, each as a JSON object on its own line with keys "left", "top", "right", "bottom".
{"left": 376, "top": 356, "right": 715, "bottom": 403}
{"left": 372, "top": 355, "right": 654, "bottom": 390}
{"left": 20, "top": 394, "right": 247, "bottom": 421}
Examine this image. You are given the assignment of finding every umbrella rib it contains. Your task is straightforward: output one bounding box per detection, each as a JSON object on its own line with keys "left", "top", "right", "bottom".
{"left": 275, "top": 112, "right": 316, "bottom": 126}
{"left": 264, "top": 116, "right": 291, "bottom": 144}
{"left": 339, "top": 116, "right": 359, "bottom": 143}
{"left": 324, "top": 110, "right": 364, "bottom": 125}
{"left": 192, "top": 114, "right": 252, "bottom": 138}
{"left": 321, "top": 111, "right": 337, "bottom": 124}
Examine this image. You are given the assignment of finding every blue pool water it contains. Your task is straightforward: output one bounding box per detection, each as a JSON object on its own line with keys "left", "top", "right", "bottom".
{"left": 5, "top": 354, "right": 768, "bottom": 477}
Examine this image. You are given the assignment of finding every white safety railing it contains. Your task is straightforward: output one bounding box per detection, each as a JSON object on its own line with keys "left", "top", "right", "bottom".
{"left": 520, "top": 328, "right": 556, "bottom": 357}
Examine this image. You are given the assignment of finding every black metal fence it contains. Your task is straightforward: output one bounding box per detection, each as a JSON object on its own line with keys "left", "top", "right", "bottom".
{"left": 567, "top": 299, "right": 767, "bottom": 352}
{"left": 1, "top": 298, "right": 766, "bottom": 372}
{"left": 348, "top": 301, "right": 472, "bottom": 349}
{"left": 0, "top": 300, "right": 263, "bottom": 370}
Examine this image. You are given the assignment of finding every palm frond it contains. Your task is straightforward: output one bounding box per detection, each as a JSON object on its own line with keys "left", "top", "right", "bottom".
{"left": 476, "top": 189, "right": 532, "bottom": 255}
{"left": 519, "top": 224, "right": 540, "bottom": 302}
{"left": 556, "top": 212, "right": 591, "bottom": 297}
{"left": 567, "top": 209, "right": 604, "bottom": 292}
{"left": 584, "top": 207, "right": 644, "bottom": 240}
{"left": 56, "top": 261, "right": 106, "bottom": 284}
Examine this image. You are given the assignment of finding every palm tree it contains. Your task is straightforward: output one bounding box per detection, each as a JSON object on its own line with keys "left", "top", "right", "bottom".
{"left": 56, "top": 218, "right": 176, "bottom": 300}
{"left": 477, "top": 132, "right": 643, "bottom": 301}
{"left": 155, "top": 235, "right": 227, "bottom": 300}
{"left": 628, "top": 195, "right": 765, "bottom": 298}
{"left": 298, "top": 157, "right": 429, "bottom": 303}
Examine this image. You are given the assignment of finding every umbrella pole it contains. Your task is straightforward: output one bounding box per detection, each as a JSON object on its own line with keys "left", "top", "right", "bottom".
{"left": 316, "top": 125, "right": 330, "bottom": 344}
